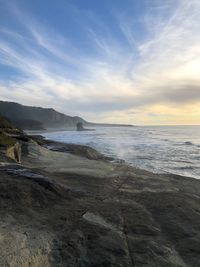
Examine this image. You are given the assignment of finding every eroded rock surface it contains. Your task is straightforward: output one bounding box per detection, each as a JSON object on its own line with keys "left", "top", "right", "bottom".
{"left": 0, "top": 140, "right": 200, "bottom": 266}
{"left": 6, "top": 142, "right": 21, "bottom": 163}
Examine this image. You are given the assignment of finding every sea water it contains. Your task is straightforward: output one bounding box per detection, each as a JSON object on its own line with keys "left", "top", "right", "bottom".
{"left": 42, "top": 126, "right": 200, "bottom": 179}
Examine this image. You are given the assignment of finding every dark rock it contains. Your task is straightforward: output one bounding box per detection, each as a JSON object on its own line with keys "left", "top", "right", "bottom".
{"left": 0, "top": 100, "right": 134, "bottom": 129}
{"left": 33, "top": 137, "right": 113, "bottom": 161}
{"left": 0, "top": 139, "right": 200, "bottom": 266}
{"left": 76, "top": 122, "right": 95, "bottom": 131}
{"left": 77, "top": 122, "right": 84, "bottom": 131}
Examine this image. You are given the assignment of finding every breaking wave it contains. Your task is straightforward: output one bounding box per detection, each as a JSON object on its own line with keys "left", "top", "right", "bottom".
{"left": 43, "top": 125, "right": 200, "bottom": 179}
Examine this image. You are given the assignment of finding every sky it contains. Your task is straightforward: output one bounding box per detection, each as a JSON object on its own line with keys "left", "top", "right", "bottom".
{"left": 0, "top": 0, "right": 200, "bottom": 125}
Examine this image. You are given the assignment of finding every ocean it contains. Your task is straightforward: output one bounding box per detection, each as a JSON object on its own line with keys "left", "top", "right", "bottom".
{"left": 42, "top": 126, "right": 200, "bottom": 179}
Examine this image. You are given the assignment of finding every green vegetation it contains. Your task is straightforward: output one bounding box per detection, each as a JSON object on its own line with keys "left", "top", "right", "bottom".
{"left": 0, "top": 132, "right": 16, "bottom": 147}
{"left": 0, "top": 115, "right": 19, "bottom": 147}
{"left": 0, "top": 115, "right": 15, "bottom": 129}
{"left": 0, "top": 114, "right": 22, "bottom": 136}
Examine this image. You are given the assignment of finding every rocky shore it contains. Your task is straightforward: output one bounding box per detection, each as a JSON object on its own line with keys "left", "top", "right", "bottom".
{"left": 0, "top": 134, "right": 200, "bottom": 266}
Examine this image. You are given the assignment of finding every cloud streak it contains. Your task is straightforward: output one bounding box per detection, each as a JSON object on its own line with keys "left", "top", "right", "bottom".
{"left": 0, "top": 0, "right": 200, "bottom": 124}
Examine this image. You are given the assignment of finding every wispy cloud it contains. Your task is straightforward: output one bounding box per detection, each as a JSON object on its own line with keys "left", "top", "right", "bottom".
{"left": 0, "top": 0, "right": 200, "bottom": 124}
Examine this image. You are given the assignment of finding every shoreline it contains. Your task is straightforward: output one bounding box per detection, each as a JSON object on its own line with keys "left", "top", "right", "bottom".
{"left": 32, "top": 132, "right": 200, "bottom": 180}
{"left": 0, "top": 134, "right": 200, "bottom": 266}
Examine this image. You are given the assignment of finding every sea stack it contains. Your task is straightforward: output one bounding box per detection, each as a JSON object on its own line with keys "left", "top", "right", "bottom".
{"left": 76, "top": 122, "right": 84, "bottom": 131}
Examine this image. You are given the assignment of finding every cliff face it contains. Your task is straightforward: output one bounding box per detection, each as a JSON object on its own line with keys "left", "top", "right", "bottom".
{"left": 6, "top": 142, "right": 21, "bottom": 163}
{"left": 0, "top": 101, "right": 87, "bottom": 129}
{"left": 0, "top": 101, "right": 134, "bottom": 130}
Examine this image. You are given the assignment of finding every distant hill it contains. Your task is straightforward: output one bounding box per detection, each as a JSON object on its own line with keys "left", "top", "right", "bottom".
{"left": 0, "top": 114, "right": 16, "bottom": 129}
{"left": 0, "top": 101, "right": 133, "bottom": 130}
{"left": 13, "top": 120, "right": 46, "bottom": 131}
{"left": 0, "top": 101, "right": 87, "bottom": 130}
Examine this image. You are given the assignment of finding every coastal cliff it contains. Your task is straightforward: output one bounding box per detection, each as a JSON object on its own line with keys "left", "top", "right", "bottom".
{"left": 0, "top": 100, "right": 86, "bottom": 129}
{"left": 0, "top": 100, "right": 133, "bottom": 130}
{"left": 0, "top": 131, "right": 200, "bottom": 266}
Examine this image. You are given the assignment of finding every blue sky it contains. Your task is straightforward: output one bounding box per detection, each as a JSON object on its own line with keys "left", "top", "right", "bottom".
{"left": 0, "top": 0, "right": 200, "bottom": 125}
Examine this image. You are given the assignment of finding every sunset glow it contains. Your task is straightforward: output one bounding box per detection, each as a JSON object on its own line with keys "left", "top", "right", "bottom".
{"left": 0, "top": 0, "right": 200, "bottom": 125}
